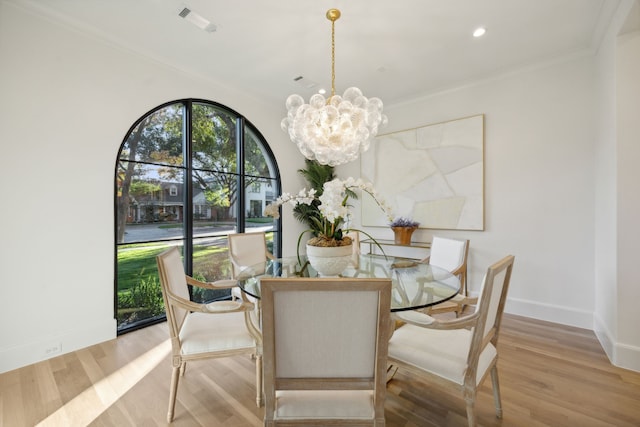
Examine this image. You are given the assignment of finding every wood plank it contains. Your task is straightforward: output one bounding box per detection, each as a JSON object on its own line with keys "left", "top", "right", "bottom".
{"left": 0, "top": 314, "right": 639, "bottom": 426}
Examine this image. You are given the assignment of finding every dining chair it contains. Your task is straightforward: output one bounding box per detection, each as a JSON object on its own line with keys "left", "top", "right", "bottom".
{"left": 421, "top": 236, "right": 471, "bottom": 316}
{"left": 388, "top": 255, "right": 515, "bottom": 427}
{"left": 344, "top": 230, "right": 361, "bottom": 269}
{"left": 228, "top": 232, "right": 276, "bottom": 300}
{"left": 228, "top": 231, "right": 276, "bottom": 278}
{"left": 260, "top": 277, "right": 392, "bottom": 426}
{"left": 156, "top": 247, "right": 263, "bottom": 422}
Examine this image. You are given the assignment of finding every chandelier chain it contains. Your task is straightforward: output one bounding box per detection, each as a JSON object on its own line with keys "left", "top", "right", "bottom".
{"left": 330, "top": 16, "right": 336, "bottom": 98}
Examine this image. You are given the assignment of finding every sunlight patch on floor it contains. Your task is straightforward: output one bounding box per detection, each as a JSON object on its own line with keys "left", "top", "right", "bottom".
{"left": 35, "top": 339, "right": 171, "bottom": 426}
{"left": 201, "top": 373, "right": 262, "bottom": 426}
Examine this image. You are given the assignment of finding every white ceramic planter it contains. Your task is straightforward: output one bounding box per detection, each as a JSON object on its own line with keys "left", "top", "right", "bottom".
{"left": 306, "top": 243, "right": 353, "bottom": 277}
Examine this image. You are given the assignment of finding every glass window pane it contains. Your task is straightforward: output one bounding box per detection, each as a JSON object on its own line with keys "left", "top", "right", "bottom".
{"left": 192, "top": 103, "right": 237, "bottom": 172}
{"left": 265, "top": 231, "right": 278, "bottom": 258}
{"left": 193, "top": 170, "right": 237, "bottom": 228}
{"left": 120, "top": 103, "right": 184, "bottom": 165}
{"left": 116, "top": 242, "right": 176, "bottom": 329}
{"left": 192, "top": 236, "right": 232, "bottom": 303}
{"left": 244, "top": 127, "right": 273, "bottom": 179}
{"left": 244, "top": 177, "right": 276, "bottom": 229}
{"left": 117, "top": 163, "right": 185, "bottom": 244}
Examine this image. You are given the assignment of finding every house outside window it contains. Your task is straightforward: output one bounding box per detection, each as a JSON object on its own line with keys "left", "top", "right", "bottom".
{"left": 250, "top": 182, "right": 261, "bottom": 193}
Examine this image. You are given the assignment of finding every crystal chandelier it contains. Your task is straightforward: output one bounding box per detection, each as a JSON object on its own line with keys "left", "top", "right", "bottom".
{"left": 281, "top": 9, "right": 387, "bottom": 167}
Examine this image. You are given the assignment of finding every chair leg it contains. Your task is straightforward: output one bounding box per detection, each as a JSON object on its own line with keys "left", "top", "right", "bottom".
{"left": 167, "top": 365, "right": 180, "bottom": 422}
{"left": 256, "top": 354, "right": 263, "bottom": 407}
{"left": 180, "top": 361, "right": 186, "bottom": 376}
{"left": 386, "top": 364, "right": 398, "bottom": 383}
{"left": 463, "top": 385, "right": 477, "bottom": 427}
{"left": 465, "top": 397, "right": 477, "bottom": 427}
{"left": 490, "top": 365, "right": 503, "bottom": 418}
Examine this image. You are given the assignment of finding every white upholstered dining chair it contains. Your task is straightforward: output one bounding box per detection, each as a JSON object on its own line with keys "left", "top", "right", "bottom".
{"left": 389, "top": 255, "right": 515, "bottom": 427}
{"left": 156, "top": 247, "right": 263, "bottom": 422}
{"left": 421, "top": 236, "right": 471, "bottom": 316}
{"left": 228, "top": 232, "right": 275, "bottom": 278}
{"left": 344, "top": 230, "right": 361, "bottom": 269}
{"left": 228, "top": 232, "right": 275, "bottom": 300}
{"left": 260, "top": 277, "right": 392, "bottom": 426}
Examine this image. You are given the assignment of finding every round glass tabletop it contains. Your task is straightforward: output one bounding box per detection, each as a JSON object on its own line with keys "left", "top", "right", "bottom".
{"left": 236, "top": 254, "right": 460, "bottom": 312}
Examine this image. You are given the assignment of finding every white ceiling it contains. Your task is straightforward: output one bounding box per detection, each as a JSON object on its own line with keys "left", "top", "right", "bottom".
{"left": 20, "top": 0, "right": 621, "bottom": 107}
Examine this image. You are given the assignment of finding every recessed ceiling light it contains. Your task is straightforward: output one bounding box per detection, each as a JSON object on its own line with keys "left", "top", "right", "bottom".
{"left": 473, "top": 27, "right": 486, "bottom": 38}
{"left": 318, "top": 88, "right": 326, "bottom": 95}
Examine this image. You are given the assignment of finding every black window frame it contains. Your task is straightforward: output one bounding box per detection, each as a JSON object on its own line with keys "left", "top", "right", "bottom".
{"left": 114, "top": 98, "right": 281, "bottom": 334}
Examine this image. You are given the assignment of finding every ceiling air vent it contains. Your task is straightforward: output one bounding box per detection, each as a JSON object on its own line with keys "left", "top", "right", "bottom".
{"left": 178, "top": 6, "right": 217, "bottom": 33}
{"left": 293, "top": 76, "right": 317, "bottom": 89}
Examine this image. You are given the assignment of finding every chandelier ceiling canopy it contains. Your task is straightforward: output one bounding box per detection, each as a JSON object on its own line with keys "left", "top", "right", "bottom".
{"left": 281, "top": 9, "right": 387, "bottom": 167}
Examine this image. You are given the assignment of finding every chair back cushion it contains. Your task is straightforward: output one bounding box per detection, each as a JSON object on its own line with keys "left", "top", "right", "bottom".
{"left": 274, "top": 289, "right": 379, "bottom": 378}
{"left": 260, "top": 277, "right": 391, "bottom": 423}
{"left": 483, "top": 267, "right": 508, "bottom": 338}
{"left": 156, "top": 247, "right": 190, "bottom": 336}
{"left": 343, "top": 231, "right": 361, "bottom": 268}
{"left": 470, "top": 255, "right": 515, "bottom": 362}
{"left": 429, "top": 237, "right": 467, "bottom": 272}
{"left": 228, "top": 233, "right": 269, "bottom": 277}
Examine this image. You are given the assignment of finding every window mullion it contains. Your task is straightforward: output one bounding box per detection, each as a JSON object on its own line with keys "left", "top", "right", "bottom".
{"left": 236, "top": 117, "right": 245, "bottom": 232}
{"left": 184, "top": 101, "right": 194, "bottom": 276}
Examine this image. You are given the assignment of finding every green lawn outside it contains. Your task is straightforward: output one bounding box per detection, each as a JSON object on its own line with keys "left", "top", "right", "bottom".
{"left": 116, "top": 230, "right": 274, "bottom": 329}
{"left": 117, "top": 243, "right": 231, "bottom": 292}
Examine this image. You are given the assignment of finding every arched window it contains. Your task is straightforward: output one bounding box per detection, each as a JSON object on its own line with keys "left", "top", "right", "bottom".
{"left": 115, "top": 99, "right": 281, "bottom": 333}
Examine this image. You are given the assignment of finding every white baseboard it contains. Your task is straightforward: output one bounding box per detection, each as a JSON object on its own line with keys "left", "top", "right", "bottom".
{"left": 593, "top": 313, "right": 615, "bottom": 361}
{"left": 594, "top": 313, "right": 640, "bottom": 372}
{"left": 504, "top": 296, "right": 593, "bottom": 329}
{"left": 0, "top": 319, "right": 117, "bottom": 374}
{"left": 507, "top": 299, "right": 640, "bottom": 373}
{"left": 614, "top": 342, "right": 640, "bottom": 372}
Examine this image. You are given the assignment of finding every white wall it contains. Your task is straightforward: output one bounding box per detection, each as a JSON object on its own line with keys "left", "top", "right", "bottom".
{"left": 593, "top": 0, "right": 640, "bottom": 372}
{"left": 340, "top": 55, "right": 598, "bottom": 329}
{"left": 593, "top": 2, "right": 620, "bottom": 366}
{"left": 0, "top": 1, "right": 306, "bottom": 373}
{"left": 616, "top": 30, "right": 640, "bottom": 370}
{"left": 2, "top": 0, "right": 638, "bottom": 374}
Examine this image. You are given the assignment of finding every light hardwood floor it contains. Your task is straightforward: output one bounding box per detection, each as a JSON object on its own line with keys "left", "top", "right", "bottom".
{"left": 2, "top": 314, "right": 639, "bottom": 426}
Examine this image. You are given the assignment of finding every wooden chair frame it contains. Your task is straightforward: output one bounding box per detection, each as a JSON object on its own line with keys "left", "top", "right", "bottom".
{"left": 157, "top": 247, "right": 263, "bottom": 422}
{"left": 390, "top": 255, "right": 515, "bottom": 427}
{"left": 260, "top": 277, "right": 392, "bottom": 426}
{"left": 422, "top": 237, "right": 471, "bottom": 316}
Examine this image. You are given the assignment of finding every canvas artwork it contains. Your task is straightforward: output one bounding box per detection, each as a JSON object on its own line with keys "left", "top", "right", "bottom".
{"left": 360, "top": 114, "right": 484, "bottom": 230}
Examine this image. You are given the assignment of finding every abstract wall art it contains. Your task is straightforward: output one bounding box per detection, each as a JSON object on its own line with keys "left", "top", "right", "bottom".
{"left": 360, "top": 114, "right": 484, "bottom": 230}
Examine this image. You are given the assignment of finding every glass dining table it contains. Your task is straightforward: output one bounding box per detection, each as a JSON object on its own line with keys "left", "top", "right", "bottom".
{"left": 236, "top": 254, "right": 460, "bottom": 312}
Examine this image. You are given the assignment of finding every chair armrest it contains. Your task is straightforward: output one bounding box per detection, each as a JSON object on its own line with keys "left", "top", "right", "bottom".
{"left": 186, "top": 276, "right": 237, "bottom": 290}
{"left": 450, "top": 264, "right": 465, "bottom": 277}
{"left": 166, "top": 292, "right": 210, "bottom": 313}
{"left": 204, "top": 300, "right": 255, "bottom": 314}
{"left": 266, "top": 251, "right": 276, "bottom": 260}
{"left": 451, "top": 294, "right": 478, "bottom": 305}
{"left": 393, "top": 310, "right": 479, "bottom": 330}
{"left": 393, "top": 310, "right": 436, "bottom": 326}
{"left": 167, "top": 292, "right": 253, "bottom": 314}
